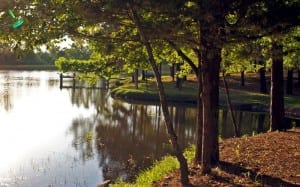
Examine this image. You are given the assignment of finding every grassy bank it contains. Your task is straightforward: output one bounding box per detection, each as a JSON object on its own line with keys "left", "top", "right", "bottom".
{"left": 110, "top": 76, "right": 300, "bottom": 186}
{"left": 111, "top": 79, "right": 197, "bottom": 105}
{"left": 111, "top": 77, "right": 300, "bottom": 115}
{"left": 112, "top": 129, "right": 300, "bottom": 186}
{"left": 112, "top": 146, "right": 195, "bottom": 187}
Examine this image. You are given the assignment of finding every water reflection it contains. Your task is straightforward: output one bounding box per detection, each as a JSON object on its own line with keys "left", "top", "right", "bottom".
{"left": 1, "top": 70, "right": 294, "bottom": 186}
{"left": 68, "top": 87, "right": 195, "bottom": 181}
{"left": 94, "top": 104, "right": 195, "bottom": 181}
{"left": 66, "top": 86, "right": 275, "bottom": 182}
{"left": 219, "top": 110, "right": 270, "bottom": 139}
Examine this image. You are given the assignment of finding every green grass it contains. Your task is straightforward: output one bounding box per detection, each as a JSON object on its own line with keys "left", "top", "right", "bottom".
{"left": 110, "top": 77, "right": 300, "bottom": 186}
{"left": 112, "top": 78, "right": 300, "bottom": 110}
{"left": 112, "top": 146, "right": 195, "bottom": 187}
{"left": 111, "top": 79, "right": 197, "bottom": 104}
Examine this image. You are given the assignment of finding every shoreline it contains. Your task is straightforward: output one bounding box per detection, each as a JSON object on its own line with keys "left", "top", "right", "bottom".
{"left": 111, "top": 88, "right": 300, "bottom": 119}
{"left": 0, "top": 65, "right": 57, "bottom": 71}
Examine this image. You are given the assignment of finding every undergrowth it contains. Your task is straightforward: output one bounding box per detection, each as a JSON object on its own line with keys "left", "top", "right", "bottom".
{"left": 112, "top": 146, "right": 195, "bottom": 187}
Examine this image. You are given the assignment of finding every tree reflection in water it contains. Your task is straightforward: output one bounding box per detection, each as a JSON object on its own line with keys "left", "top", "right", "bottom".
{"left": 67, "top": 88, "right": 280, "bottom": 182}
{"left": 67, "top": 88, "right": 195, "bottom": 182}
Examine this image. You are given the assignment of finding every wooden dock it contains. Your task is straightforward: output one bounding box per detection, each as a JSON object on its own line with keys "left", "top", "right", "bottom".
{"left": 59, "top": 73, "right": 108, "bottom": 89}
{"left": 59, "top": 73, "right": 76, "bottom": 89}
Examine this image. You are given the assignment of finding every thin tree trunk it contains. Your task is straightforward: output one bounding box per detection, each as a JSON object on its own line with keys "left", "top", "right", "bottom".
{"left": 195, "top": 56, "right": 203, "bottom": 164}
{"left": 159, "top": 63, "right": 162, "bottom": 75}
{"left": 270, "top": 39, "right": 285, "bottom": 131}
{"left": 168, "top": 40, "right": 198, "bottom": 76}
{"left": 176, "top": 63, "right": 183, "bottom": 89}
{"left": 134, "top": 69, "right": 138, "bottom": 89}
{"left": 257, "top": 114, "right": 266, "bottom": 133}
{"left": 259, "top": 62, "right": 268, "bottom": 94}
{"left": 222, "top": 71, "right": 239, "bottom": 137}
{"left": 220, "top": 110, "right": 227, "bottom": 138}
{"left": 141, "top": 70, "right": 146, "bottom": 81}
{"left": 170, "top": 63, "right": 175, "bottom": 81}
{"left": 129, "top": 7, "right": 190, "bottom": 185}
{"left": 240, "top": 70, "right": 245, "bottom": 86}
{"left": 298, "top": 69, "right": 300, "bottom": 87}
{"left": 286, "top": 68, "right": 293, "bottom": 95}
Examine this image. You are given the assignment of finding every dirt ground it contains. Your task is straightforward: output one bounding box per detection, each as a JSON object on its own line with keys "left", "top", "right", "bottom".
{"left": 153, "top": 129, "right": 300, "bottom": 187}
{"left": 153, "top": 73, "right": 300, "bottom": 187}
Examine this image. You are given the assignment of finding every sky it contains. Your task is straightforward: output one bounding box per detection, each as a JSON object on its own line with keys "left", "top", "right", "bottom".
{"left": 38, "top": 36, "right": 74, "bottom": 53}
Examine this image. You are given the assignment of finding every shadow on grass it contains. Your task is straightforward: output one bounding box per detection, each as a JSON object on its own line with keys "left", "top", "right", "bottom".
{"left": 219, "top": 161, "right": 299, "bottom": 187}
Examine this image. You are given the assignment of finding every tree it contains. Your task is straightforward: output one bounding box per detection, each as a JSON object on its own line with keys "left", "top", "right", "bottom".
{"left": 270, "top": 38, "right": 285, "bottom": 131}
{"left": 197, "top": 0, "right": 226, "bottom": 174}
{"left": 227, "top": 0, "right": 300, "bottom": 131}
{"left": 4, "top": 0, "right": 299, "bottom": 184}
{"left": 259, "top": 1, "right": 299, "bottom": 131}
{"left": 222, "top": 42, "right": 262, "bottom": 86}
{"left": 284, "top": 27, "right": 300, "bottom": 95}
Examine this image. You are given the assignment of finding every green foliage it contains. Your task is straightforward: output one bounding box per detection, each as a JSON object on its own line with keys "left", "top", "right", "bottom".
{"left": 55, "top": 52, "right": 124, "bottom": 80}
{"left": 112, "top": 156, "right": 178, "bottom": 187}
{"left": 222, "top": 42, "right": 260, "bottom": 73}
{"left": 113, "top": 146, "right": 195, "bottom": 187}
{"left": 225, "top": 12, "right": 238, "bottom": 25}
{"left": 283, "top": 27, "right": 300, "bottom": 69}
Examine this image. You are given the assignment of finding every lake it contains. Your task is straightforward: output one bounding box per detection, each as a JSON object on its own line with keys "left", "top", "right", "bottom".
{"left": 0, "top": 70, "right": 272, "bottom": 187}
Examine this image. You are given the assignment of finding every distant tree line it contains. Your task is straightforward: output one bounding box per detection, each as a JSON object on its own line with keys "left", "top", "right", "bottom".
{"left": 0, "top": 42, "right": 92, "bottom": 65}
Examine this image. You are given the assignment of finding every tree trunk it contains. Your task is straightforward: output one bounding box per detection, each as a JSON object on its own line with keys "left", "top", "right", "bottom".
{"left": 200, "top": 23, "right": 222, "bottom": 175}
{"left": 286, "top": 68, "right": 293, "bottom": 95}
{"left": 222, "top": 71, "right": 239, "bottom": 137}
{"left": 170, "top": 63, "right": 175, "bottom": 81}
{"left": 270, "top": 39, "right": 285, "bottom": 131}
{"left": 176, "top": 63, "right": 183, "bottom": 89}
{"left": 298, "top": 69, "right": 300, "bottom": 88}
{"left": 258, "top": 59, "right": 268, "bottom": 94}
{"left": 159, "top": 62, "right": 162, "bottom": 74}
{"left": 134, "top": 69, "right": 139, "bottom": 89}
{"left": 141, "top": 70, "right": 146, "bottom": 81}
{"left": 168, "top": 40, "right": 198, "bottom": 76}
{"left": 195, "top": 55, "right": 203, "bottom": 164}
{"left": 240, "top": 71, "right": 245, "bottom": 86}
{"left": 199, "top": 0, "right": 224, "bottom": 175}
{"left": 257, "top": 114, "right": 266, "bottom": 133}
{"left": 130, "top": 7, "right": 190, "bottom": 185}
{"left": 201, "top": 45, "right": 221, "bottom": 174}
{"left": 220, "top": 110, "right": 228, "bottom": 138}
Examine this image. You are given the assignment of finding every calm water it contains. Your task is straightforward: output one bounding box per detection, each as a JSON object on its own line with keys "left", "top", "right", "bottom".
{"left": 0, "top": 71, "right": 271, "bottom": 187}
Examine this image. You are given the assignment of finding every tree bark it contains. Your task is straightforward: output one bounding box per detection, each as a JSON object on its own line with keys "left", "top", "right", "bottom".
{"left": 170, "top": 63, "right": 175, "bottom": 81}
{"left": 286, "top": 68, "right": 293, "bottom": 95}
{"left": 129, "top": 6, "right": 190, "bottom": 185}
{"left": 222, "top": 71, "right": 239, "bottom": 137}
{"left": 258, "top": 58, "right": 268, "bottom": 94}
{"left": 298, "top": 69, "right": 300, "bottom": 88}
{"left": 199, "top": 0, "right": 224, "bottom": 175}
{"left": 270, "top": 39, "right": 285, "bottom": 131}
{"left": 201, "top": 45, "right": 221, "bottom": 174}
{"left": 176, "top": 63, "right": 183, "bottom": 89}
{"left": 141, "top": 70, "right": 146, "bottom": 81}
{"left": 195, "top": 54, "right": 203, "bottom": 164}
{"left": 240, "top": 70, "right": 245, "bottom": 86}
{"left": 134, "top": 69, "right": 139, "bottom": 89}
{"left": 168, "top": 40, "right": 198, "bottom": 76}
{"left": 257, "top": 114, "right": 266, "bottom": 133}
{"left": 200, "top": 24, "right": 221, "bottom": 174}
